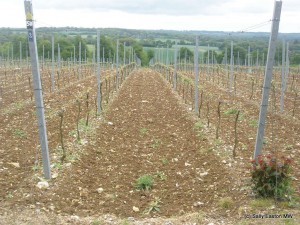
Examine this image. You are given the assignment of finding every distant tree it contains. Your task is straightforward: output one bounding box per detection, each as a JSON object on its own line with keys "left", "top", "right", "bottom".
{"left": 216, "top": 45, "right": 247, "bottom": 64}
{"left": 37, "top": 39, "right": 51, "bottom": 59}
{"left": 133, "top": 43, "right": 148, "bottom": 66}
{"left": 147, "top": 49, "right": 155, "bottom": 61}
{"left": 290, "top": 52, "right": 300, "bottom": 65}
{"left": 179, "top": 47, "right": 193, "bottom": 61}
{"left": 100, "top": 36, "right": 115, "bottom": 61}
{"left": 179, "top": 40, "right": 186, "bottom": 45}
{"left": 166, "top": 39, "right": 173, "bottom": 48}
{"left": 203, "top": 50, "right": 219, "bottom": 63}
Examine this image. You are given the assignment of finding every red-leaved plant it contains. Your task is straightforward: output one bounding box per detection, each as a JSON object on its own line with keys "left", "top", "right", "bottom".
{"left": 251, "top": 154, "right": 293, "bottom": 200}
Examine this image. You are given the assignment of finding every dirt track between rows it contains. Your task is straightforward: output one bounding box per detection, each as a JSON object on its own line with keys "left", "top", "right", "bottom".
{"left": 30, "top": 69, "right": 234, "bottom": 218}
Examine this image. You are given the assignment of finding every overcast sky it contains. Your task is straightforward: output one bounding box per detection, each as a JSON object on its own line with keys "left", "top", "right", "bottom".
{"left": 1, "top": 0, "right": 299, "bottom": 33}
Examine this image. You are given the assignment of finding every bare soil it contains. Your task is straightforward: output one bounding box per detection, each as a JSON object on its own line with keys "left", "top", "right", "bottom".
{"left": 0, "top": 68, "right": 299, "bottom": 225}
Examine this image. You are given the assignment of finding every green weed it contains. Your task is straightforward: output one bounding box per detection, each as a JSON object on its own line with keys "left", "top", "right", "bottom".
{"left": 32, "top": 164, "right": 42, "bottom": 171}
{"left": 144, "top": 197, "right": 162, "bottom": 214}
{"left": 6, "top": 192, "right": 13, "bottom": 199}
{"left": 193, "top": 121, "right": 204, "bottom": 130}
{"left": 218, "top": 197, "right": 234, "bottom": 209}
{"left": 150, "top": 138, "right": 161, "bottom": 148}
{"left": 154, "top": 171, "right": 167, "bottom": 181}
{"left": 223, "top": 108, "right": 239, "bottom": 115}
{"left": 161, "top": 158, "right": 168, "bottom": 165}
{"left": 14, "top": 101, "right": 25, "bottom": 110}
{"left": 213, "top": 139, "right": 223, "bottom": 146}
{"left": 139, "top": 127, "right": 148, "bottom": 137}
{"left": 53, "top": 162, "right": 62, "bottom": 170}
{"left": 135, "top": 175, "right": 154, "bottom": 190}
{"left": 91, "top": 219, "right": 103, "bottom": 225}
{"left": 78, "top": 118, "right": 93, "bottom": 133}
{"left": 121, "top": 219, "right": 130, "bottom": 225}
{"left": 69, "top": 130, "right": 77, "bottom": 137}
{"left": 13, "top": 128, "right": 26, "bottom": 138}
{"left": 249, "top": 198, "right": 274, "bottom": 208}
{"left": 284, "top": 144, "right": 293, "bottom": 150}
{"left": 249, "top": 119, "right": 258, "bottom": 127}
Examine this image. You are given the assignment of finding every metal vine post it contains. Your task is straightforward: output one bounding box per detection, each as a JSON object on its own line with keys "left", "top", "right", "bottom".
{"left": 24, "top": 0, "right": 51, "bottom": 179}
{"left": 254, "top": 0, "right": 282, "bottom": 160}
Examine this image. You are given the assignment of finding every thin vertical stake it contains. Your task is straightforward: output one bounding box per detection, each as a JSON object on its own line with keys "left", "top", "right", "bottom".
{"left": 280, "top": 39, "right": 285, "bottom": 112}
{"left": 97, "top": 31, "right": 101, "bottom": 114}
{"left": 173, "top": 43, "right": 177, "bottom": 90}
{"left": 194, "top": 36, "right": 199, "bottom": 113}
{"left": 230, "top": 41, "right": 234, "bottom": 93}
{"left": 51, "top": 34, "right": 55, "bottom": 91}
{"left": 116, "top": 39, "right": 119, "bottom": 88}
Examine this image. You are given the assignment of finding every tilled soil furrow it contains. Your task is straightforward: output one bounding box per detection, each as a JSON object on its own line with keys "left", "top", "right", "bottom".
{"left": 34, "top": 69, "right": 235, "bottom": 218}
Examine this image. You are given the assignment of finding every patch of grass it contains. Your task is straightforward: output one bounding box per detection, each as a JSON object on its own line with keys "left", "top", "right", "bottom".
{"left": 203, "top": 147, "right": 214, "bottom": 154}
{"left": 180, "top": 211, "right": 206, "bottom": 224}
{"left": 32, "top": 164, "right": 42, "bottom": 171}
{"left": 281, "top": 219, "right": 298, "bottom": 225}
{"left": 78, "top": 118, "right": 93, "bottom": 133}
{"left": 249, "top": 119, "right": 258, "bottom": 127}
{"left": 278, "top": 200, "right": 299, "bottom": 209}
{"left": 213, "top": 139, "right": 223, "bottom": 146}
{"left": 224, "top": 108, "right": 239, "bottom": 115}
{"left": 224, "top": 108, "right": 244, "bottom": 121}
{"left": 279, "top": 196, "right": 300, "bottom": 209}
{"left": 194, "top": 121, "right": 206, "bottom": 141}
{"left": 2, "top": 101, "right": 25, "bottom": 115}
{"left": 196, "top": 132, "right": 207, "bottom": 141}
{"left": 6, "top": 192, "right": 13, "bottom": 199}
{"left": 144, "top": 197, "right": 161, "bottom": 214}
{"left": 238, "top": 113, "right": 244, "bottom": 121}
{"left": 68, "top": 130, "right": 77, "bottom": 137}
{"left": 13, "top": 128, "right": 26, "bottom": 138}
{"left": 52, "top": 162, "right": 62, "bottom": 170}
{"left": 139, "top": 127, "right": 148, "bottom": 137}
{"left": 284, "top": 144, "right": 293, "bottom": 150}
{"left": 14, "top": 101, "right": 25, "bottom": 110}
{"left": 150, "top": 138, "right": 161, "bottom": 148}
{"left": 77, "top": 138, "right": 88, "bottom": 145}
{"left": 193, "top": 121, "right": 204, "bottom": 130}
{"left": 91, "top": 219, "right": 102, "bottom": 225}
{"left": 241, "top": 143, "right": 248, "bottom": 151}
{"left": 218, "top": 197, "right": 234, "bottom": 209}
{"left": 67, "top": 154, "right": 78, "bottom": 162}
{"left": 44, "top": 107, "right": 55, "bottom": 117}
{"left": 135, "top": 175, "right": 154, "bottom": 191}
{"left": 154, "top": 171, "right": 167, "bottom": 181}
{"left": 161, "top": 158, "right": 168, "bottom": 165}
{"left": 121, "top": 219, "right": 130, "bottom": 225}
{"left": 250, "top": 198, "right": 274, "bottom": 208}
{"left": 192, "top": 211, "right": 206, "bottom": 224}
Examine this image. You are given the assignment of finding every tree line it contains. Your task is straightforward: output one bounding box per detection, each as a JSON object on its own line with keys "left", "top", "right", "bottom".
{"left": 0, "top": 28, "right": 299, "bottom": 66}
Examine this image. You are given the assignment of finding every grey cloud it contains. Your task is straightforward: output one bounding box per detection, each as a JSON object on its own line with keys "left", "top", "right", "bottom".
{"left": 35, "top": 0, "right": 232, "bottom": 15}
